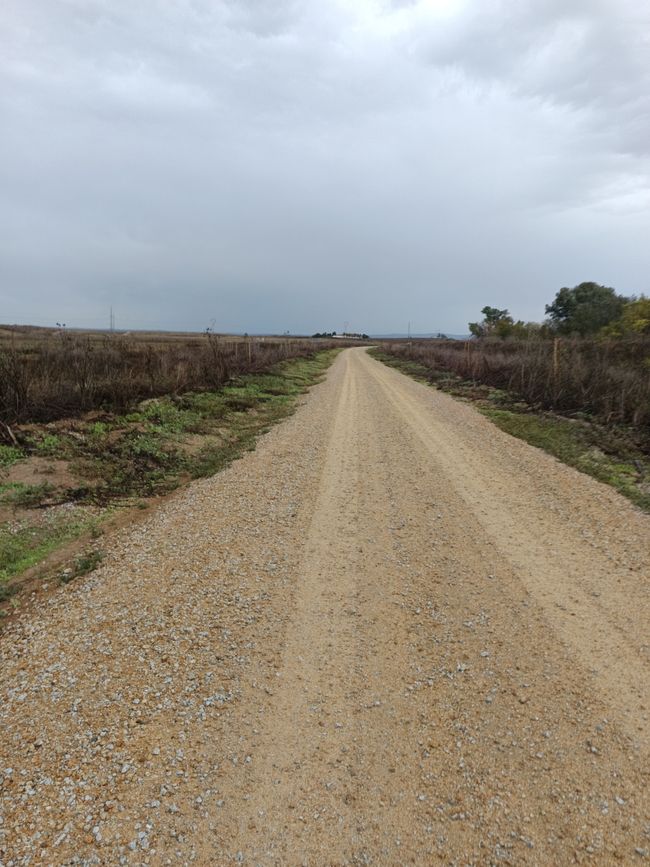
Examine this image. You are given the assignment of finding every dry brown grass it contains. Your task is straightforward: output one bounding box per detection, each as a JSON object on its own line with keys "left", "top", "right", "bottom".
{"left": 0, "top": 325, "right": 339, "bottom": 425}
{"left": 379, "top": 336, "right": 650, "bottom": 434}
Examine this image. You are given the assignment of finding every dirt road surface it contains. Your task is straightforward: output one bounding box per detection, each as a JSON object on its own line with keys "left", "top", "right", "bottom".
{"left": 1, "top": 348, "right": 649, "bottom": 865}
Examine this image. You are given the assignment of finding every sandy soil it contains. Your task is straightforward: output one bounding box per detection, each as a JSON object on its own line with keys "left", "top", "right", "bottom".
{"left": 1, "top": 347, "right": 648, "bottom": 866}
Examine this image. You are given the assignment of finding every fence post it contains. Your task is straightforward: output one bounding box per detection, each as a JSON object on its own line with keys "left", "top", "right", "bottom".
{"left": 552, "top": 337, "right": 560, "bottom": 406}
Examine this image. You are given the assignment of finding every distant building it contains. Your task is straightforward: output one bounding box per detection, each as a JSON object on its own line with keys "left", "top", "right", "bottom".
{"left": 332, "top": 332, "right": 368, "bottom": 340}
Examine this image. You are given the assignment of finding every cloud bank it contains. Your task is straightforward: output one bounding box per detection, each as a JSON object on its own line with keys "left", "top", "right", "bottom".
{"left": 1, "top": 0, "right": 649, "bottom": 333}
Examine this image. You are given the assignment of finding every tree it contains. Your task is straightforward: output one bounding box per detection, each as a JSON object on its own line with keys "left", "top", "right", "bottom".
{"left": 601, "top": 296, "right": 650, "bottom": 336}
{"left": 469, "top": 306, "right": 513, "bottom": 338}
{"left": 545, "top": 282, "right": 627, "bottom": 335}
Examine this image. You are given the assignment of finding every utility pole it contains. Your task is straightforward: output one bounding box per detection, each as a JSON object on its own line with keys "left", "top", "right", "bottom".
{"left": 109, "top": 307, "right": 115, "bottom": 332}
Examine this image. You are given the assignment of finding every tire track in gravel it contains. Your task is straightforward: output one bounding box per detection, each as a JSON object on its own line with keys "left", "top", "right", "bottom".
{"left": 223, "top": 351, "right": 445, "bottom": 864}
{"left": 361, "top": 352, "right": 650, "bottom": 748}
{"left": 228, "top": 354, "right": 367, "bottom": 862}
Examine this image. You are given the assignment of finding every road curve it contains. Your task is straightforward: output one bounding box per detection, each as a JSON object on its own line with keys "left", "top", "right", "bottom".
{"left": 1, "top": 347, "right": 649, "bottom": 865}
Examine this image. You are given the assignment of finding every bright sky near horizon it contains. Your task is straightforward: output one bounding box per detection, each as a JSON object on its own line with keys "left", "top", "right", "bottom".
{"left": 1, "top": 0, "right": 649, "bottom": 334}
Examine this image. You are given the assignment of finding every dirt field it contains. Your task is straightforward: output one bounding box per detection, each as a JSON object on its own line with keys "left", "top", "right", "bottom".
{"left": 1, "top": 348, "right": 649, "bottom": 865}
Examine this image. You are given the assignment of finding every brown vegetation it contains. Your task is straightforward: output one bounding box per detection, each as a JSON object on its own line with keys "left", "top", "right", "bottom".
{"left": 380, "top": 336, "right": 650, "bottom": 435}
{"left": 0, "top": 326, "right": 339, "bottom": 425}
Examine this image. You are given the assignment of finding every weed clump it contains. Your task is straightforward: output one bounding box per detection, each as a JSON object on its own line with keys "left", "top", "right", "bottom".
{"left": 59, "top": 549, "right": 103, "bottom": 584}
{"left": 1, "top": 482, "right": 56, "bottom": 509}
{"left": 0, "top": 445, "right": 21, "bottom": 468}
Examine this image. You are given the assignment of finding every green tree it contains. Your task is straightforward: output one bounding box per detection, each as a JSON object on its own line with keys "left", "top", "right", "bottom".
{"left": 469, "top": 306, "right": 513, "bottom": 338}
{"left": 602, "top": 296, "right": 650, "bottom": 336}
{"left": 545, "top": 282, "right": 627, "bottom": 335}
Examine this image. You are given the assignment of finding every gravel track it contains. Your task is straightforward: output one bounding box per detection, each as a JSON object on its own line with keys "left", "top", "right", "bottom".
{"left": 1, "top": 347, "right": 649, "bottom": 865}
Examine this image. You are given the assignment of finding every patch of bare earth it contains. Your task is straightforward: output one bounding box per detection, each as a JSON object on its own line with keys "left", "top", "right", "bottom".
{"left": 0, "top": 348, "right": 648, "bottom": 865}
{"left": 3, "top": 458, "right": 76, "bottom": 490}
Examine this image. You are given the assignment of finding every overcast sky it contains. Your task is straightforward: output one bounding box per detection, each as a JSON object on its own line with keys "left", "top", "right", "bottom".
{"left": 1, "top": 0, "right": 649, "bottom": 334}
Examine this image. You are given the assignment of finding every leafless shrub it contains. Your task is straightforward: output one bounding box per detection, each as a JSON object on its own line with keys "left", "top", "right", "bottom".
{"left": 0, "top": 331, "right": 332, "bottom": 424}
{"left": 383, "top": 336, "right": 650, "bottom": 433}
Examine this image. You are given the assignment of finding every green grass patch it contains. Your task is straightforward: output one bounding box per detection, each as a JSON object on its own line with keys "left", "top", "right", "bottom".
{"left": 187, "top": 351, "right": 338, "bottom": 480}
{"left": 131, "top": 400, "right": 203, "bottom": 434}
{"left": 179, "top": 391, "right": 228, "bottom": 419}
{"left": 0, "top": 482, "right": 56, "bottom": 508}
{"left": 482, "top": 409, "right": 650, "bottom": 511}
{"left": 35, "top": 434, "right": 63, "bottom": 456}
{"left": 22, "top": 430, "right": 72, "bottom": 460}
{"left": 0, "top": 445, "right": 23, "bottom": 468}
{"left": 0, "top": 511, "right": 102, "bottom": 589}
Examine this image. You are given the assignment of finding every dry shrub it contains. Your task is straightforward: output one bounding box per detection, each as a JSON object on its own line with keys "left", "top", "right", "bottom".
{"left": 0, "top": 332, "right": 332, "bottom": 424}
{"left": 383, "top": 337, "right": 650, "bottom": 433}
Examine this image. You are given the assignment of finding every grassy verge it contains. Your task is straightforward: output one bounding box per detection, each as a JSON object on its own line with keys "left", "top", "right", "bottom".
{"left": 0, "top": 349, "right": 338, "bottom": 609}
{"left": 371, "top": 348, "right": 650, "bottom": 513}
{"left": 0, "top": 511, "right": 103, "bottom": 599}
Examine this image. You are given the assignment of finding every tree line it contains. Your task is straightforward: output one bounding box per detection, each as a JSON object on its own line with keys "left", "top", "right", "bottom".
{"left": 469, "top": 282, "right": 650, "bottom": 338}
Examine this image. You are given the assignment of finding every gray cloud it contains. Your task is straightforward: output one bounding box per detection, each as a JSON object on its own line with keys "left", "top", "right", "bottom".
{"left": 1, "top": 0, "right": 649, "bottom": 334}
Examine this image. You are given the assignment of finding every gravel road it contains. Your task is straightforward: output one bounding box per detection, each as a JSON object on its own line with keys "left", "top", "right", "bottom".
{"left": 1, "top": 347, "right": 649, "bottom": 866}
